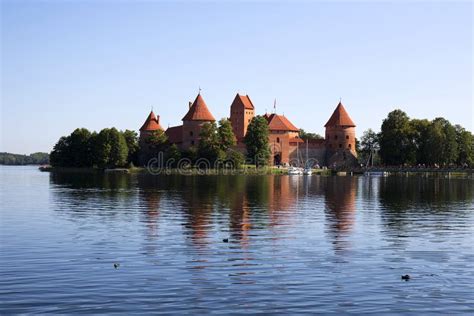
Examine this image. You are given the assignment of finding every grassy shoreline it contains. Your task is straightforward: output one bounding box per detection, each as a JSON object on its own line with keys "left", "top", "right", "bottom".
{"left": 38, "top": 165, "right": 474, "bottom": 178}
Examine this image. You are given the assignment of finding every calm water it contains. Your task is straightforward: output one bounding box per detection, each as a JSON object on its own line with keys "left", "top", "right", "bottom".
{"left": 1, "top": 166, "right": 473, "bottom": 314}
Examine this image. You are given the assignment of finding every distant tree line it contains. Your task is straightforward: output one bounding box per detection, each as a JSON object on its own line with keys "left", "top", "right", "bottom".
{"left": 299, "top": 129, "right": 323, "bottom": 141}
{"left": 359, "top": 109, "right": 474, "bottom": 167}
{"left": 50, "top": 128, "right": 138, "bottom": 168}
{"left": 0, "top": 152, "right": 50, "bottom": 165}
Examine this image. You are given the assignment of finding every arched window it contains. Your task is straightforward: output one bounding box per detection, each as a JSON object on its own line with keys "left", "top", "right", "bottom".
{"left": 346, "top": 135, "right": 349, "bottom": 140}
{"left": 348, "top": 144, "right": 351, "bottom": 148}
{"left": 276, "top": 137, "right": 280, "bottom": 143}
{"left": 339, "top": 144, "right": 342, "bottom": 148}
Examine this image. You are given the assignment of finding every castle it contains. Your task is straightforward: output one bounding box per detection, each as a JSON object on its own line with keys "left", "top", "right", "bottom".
{"left": 139, "top": 92, "right": 357, "bottom": 167}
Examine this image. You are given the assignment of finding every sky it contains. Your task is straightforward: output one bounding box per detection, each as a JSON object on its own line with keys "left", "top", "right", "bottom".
{"left": 1, "top": 0, "right": 472, "bottom": 154}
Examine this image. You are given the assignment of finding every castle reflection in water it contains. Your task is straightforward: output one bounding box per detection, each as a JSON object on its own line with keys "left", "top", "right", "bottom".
{"left": 50, "top": 173, "right": 473, "bottom": 255}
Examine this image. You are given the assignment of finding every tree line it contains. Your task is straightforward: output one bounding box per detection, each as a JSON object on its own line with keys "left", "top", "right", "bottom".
{"left": 0, "top": 152, "right": 50, "bottom": 165}
{"left": 49, "top": 116, "right": 276, "bottom": 169}
{"left": 358, "top": 109, "right": 474, "bottom": 167}
{"left": 50, "top": 128, "right": 138, "bottom": 168}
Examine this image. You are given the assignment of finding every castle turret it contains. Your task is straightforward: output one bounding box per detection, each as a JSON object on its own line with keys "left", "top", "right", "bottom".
{"left": 325, "top": 102, "right": 357, "bottom": 164}
{"left": 229, "top": 93, "right": 255, "bottom": 144}
{"left": 139, "top": 110, "right": 164, "bottom": 165}
{"left": 139, "top": 110, "right": 163, "bottom": 139}
{"left": 182, "top": 93, "right": 215, "bottom": 148}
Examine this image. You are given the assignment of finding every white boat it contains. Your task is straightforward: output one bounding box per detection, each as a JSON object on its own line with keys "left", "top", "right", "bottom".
{"left": 288, "top": 166, "right": 303, "bottom": 175}
{"left": 303, "top": 167, "right": 313, "bottom": 175}
{"left": 364, "top": 171, "right": 388, "bottom": 177}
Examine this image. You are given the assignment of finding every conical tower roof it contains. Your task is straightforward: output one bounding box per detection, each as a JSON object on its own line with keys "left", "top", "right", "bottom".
{"left": 140, "top": 111, "right": 163, "bottom": 131}
{"left": 324, "top": 102, "right": 356, "bottom": 127}
{"left": 182, "top": 93, "right": 216, "bottom": 121}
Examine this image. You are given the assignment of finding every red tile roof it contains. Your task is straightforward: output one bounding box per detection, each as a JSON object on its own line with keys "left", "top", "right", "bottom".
{"left": 140, "top": 111, "right": 163, "bottom": 131}
{"left": 265, "top": 113, "right": 299, "bottom": 132}
{"left": 231, "top": 93, "right": 254, "bottom": 110}
{"left": 182, "top": 93, "right": 216, "bottom": 121}
{"left": 324, "top": 102, "right": 356, "bottom": 127}
{"left": 165, "top": 125, "right": 183, "bottom": 144}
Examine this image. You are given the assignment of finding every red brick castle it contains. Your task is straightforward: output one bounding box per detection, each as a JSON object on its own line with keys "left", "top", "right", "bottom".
{"left": 139, "top": 92, "right": 357, "bottom": 167}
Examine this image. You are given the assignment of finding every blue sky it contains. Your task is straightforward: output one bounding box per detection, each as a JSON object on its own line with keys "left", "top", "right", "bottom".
{"left": 1, "top": 1, "right": 472, "bottom": 154}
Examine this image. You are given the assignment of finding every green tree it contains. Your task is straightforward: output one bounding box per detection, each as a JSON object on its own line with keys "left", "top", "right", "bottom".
{"left": 218, "top": 118, "right": 236, "bottom": 151}
{"left": 122, "top": 129, "right": 139, "bottom": 165}
{"left": 359, "top": 129, "right": 380, "bottom": 166}
{"left": 68, "top": 128, "right": 93, "bottom": 167}
{"left": 226, "top": 149, "right": 245, "bottom": 169}
{"left": 109, "top": 128, "right": 129, "bottom": 168}
{"left": 455, "top": 125, "right": 474, "bottom": 167}
{"left": 245, "top": 115, "right": 271, "bottom": 167}
{"left": 423, "top": 119, "right": 446, "bottom": 165}
{"left": 423, "top": 118, "right": 458, "bottom": 166}
{"left": 379, "top": 110, "right": 416, "bottom": 165}
{"left": 182, "top": 146, "right": 198, "bottom": 163}
{"left": 92, "top": 129, "right": 112, "bottom": 168}
{"left": 50, "top": 136, "right": 71, "bottom": 167}
{"left": 165, "top": 144, "right": 182, "bottom": 168}
{"left": 50, "top": 128, "right": 93, "bottom": 167}
{"left": 299, "top": 129, "right": 323, "bottom": 141}
{"left": 438, "top": 118, "right": 458, "bottom": 165}
{"left": 198, "top": 122, "right": 222, "bottom": 163}
{"left": 91, "top": 128, "right": 128, "bottom": 168}
{"left": 409, "top": 119, "right": 430, "bottom": 164}
{"left": 145, "top": 129, "right": 168, "bottom": 152}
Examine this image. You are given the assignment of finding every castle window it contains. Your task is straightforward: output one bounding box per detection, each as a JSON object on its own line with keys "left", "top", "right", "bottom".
{"left": 335, "top": 135, "right": 338, "bottom": 140}
{"left": 277, "top": 137, "right": 280, "bottom": 143}
{"left": 190, "top": 131, "right": 193, "bottom": 136}
{"left": 339, "top": 144, "right": 342, "bottom": 148}
{"left": 346, "top": 135, "right": 349, "bottom": 140}
{"left": 348, "top": 144, "right": 352, "bottom": 148}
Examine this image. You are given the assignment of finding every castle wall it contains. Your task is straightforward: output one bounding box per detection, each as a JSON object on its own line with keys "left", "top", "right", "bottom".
{"left": 325, "top": 126, "right": 356, "bottom": 156}
{"left": 268, "top": 132, "right": 293, "bottom": 165}
{"left": 326, "top": 149, "right": 358, "bottom": 169}
{"left": 182, "top": 120, "right": 207, "bottom": 149}
{"left": 289, "top": 142, "right": 326, "bottom": 167}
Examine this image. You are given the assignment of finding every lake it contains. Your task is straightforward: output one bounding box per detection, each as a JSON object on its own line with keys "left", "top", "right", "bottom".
{"left": 1, "top": 166, "right": 473, "bottom": 314}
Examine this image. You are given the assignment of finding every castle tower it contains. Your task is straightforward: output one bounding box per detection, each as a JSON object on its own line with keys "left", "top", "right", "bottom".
{"left": 182, "top": 93, "right": 216, "bottom": 148}
{"left": 139, "top": 110, "right": 164, "bottom": 140}
{"left": 324, "top": 101, "right": 357, "bottom": 161}
{"left": 229, "top": 93, "right": 255, "bottom": 144}
{"left": 139, "top": 110, "right": 164, "bottom": 165}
